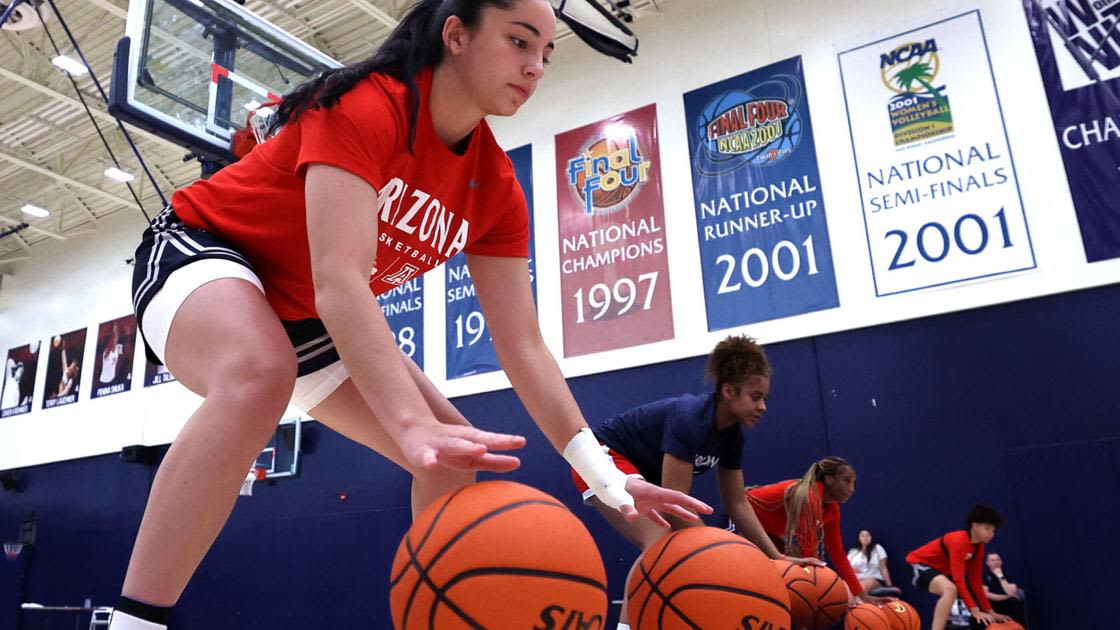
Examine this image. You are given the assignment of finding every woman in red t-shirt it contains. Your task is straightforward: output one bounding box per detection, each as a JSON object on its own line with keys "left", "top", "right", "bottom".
{"left": 745, "top": 457, "right": 893, "bottom": 606}
{"left": 113, "top": 2, "right": 705, "bottom": 629}
{"left": 905, "top": 504, "right": 1012, "bottom": 629}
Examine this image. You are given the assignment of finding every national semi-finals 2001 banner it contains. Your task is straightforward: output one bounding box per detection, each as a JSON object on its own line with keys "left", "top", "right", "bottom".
{"left": 839, "top": 10, "right": 1036, "bottom": 297}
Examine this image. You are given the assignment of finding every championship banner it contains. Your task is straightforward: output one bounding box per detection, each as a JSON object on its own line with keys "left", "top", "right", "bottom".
{"left": 555, "top": 104, "right": 674, "bottom": 357}
{"left": 91, "top": 315, "right": 137, "bottom": 399}
{"left": 1, "top": 342, "right": 40, "bottom": 418}
{"left": 377, "top": 277, "right": 424, "bottom": 369}
{"left": 445, "top": 144, "right": 537, "bottom": 379}
{"left": 683, "top": 56, "right": 840, "bottom": 331}
{"left": 42, "top": 328, "right": 87, "bottom": 409}
{"left": 1023, "top": 0, "right": 1120, "bottom": 262}
{"left": 144, "top": 359, "right": 176, "bottom": 387}
{"left": 839, "top": 11, "right": 1036, "bottom": 296}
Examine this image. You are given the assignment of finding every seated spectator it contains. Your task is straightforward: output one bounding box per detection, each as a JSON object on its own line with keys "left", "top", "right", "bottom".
{"left": 847, "top": 529, "right": 901, "bottom": 596}
{"left": 983, "top": 552, "right": 1027, "bottom": 626}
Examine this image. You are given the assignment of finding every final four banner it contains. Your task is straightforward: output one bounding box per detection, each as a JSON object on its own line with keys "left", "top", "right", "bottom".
{"left": 43, "top": 328, "right": 87, "bottom": 409}
{"left": 445, "top": 144, "right": 537, "bottom": 379}
{"left": 683, "top": 56, "right": 839, "bottom": 331}
{"left": 1023, "top": 0, "right": 1120, "bottom": 262}
{"left": 91, "top": 315, "right": 137, "bottom": 399}
{"left": 839, "top": 11, "right": 1036, "bottom": 297}
{"left": 555, "top": 104, "right": 674, "bottom": 357}
{"left": 377, "top": 278, "right": 424, "bottom": 369}
{"left": 1, "top": 342, "right": 40, "bottom": 418}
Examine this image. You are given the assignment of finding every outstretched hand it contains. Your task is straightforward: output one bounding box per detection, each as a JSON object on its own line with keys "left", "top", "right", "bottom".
{"left": 400, "top": 422, "right": 526, "bottom": 472}
{"left": 784, "top": 554, "right": 827, "bottom": 568}
{"left": 619, "top": 477, "right": 713, "bottom": 527}
{"left": 855, "top": 591, "right": 896, "bottom": 606}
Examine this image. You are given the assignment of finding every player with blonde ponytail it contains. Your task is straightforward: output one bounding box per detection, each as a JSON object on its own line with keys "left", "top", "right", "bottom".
{"left": 746, "top": 456, "right": 895, "bottom": 605}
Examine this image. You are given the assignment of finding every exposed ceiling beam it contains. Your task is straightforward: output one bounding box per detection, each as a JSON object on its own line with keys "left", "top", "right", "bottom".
{"left": 0, "top": 67, "right": 188, "bottom": 156}
{"left": 0, "top": 147, "right": 142, "bottom": 213}
{"left": 344, "top": 0, "right": 398, "bottom": 28}
{"left": 0, "top": 215, "right": 65, "bottom": 240}
{"left": 81, "top": 0, "right": 127, "bottom": 20}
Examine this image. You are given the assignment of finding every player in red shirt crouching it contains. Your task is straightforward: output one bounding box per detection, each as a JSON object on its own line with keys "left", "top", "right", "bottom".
{"left": 906, "top": 504, "right": 1014, "bottom": 629}
{"left": 112, "top": 2, "right": 706, "bottom": 629}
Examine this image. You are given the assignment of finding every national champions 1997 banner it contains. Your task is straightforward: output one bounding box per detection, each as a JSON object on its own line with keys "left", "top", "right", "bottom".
{"left": 684, "top": 56, "right": 839, "bottom": 331}
{"left": 839, "top": 11, "right": 1036, "bottom": 296}
{"left": 1023, "top": 0, "right": 1120, "bottom": 262}
{"left": 445, "top": 144, "right": 537, "bottom": 379}
{"left": 555, "top": 104, "right": 674, "bottom": 357}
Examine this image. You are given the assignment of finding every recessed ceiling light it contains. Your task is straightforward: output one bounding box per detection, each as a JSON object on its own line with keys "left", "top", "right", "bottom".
{"left": 104, "top": 166, "right": 135, "bottom": 183}
{"left": 51, "top": 55, "right": 88, "bottom": 76}
{"left": 20, "top": 204, "right": 49, "bottom": 218}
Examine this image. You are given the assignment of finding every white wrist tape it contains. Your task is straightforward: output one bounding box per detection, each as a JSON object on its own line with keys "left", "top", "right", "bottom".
{"left": 563, "top": 428, "right": 634, "bottom": 511}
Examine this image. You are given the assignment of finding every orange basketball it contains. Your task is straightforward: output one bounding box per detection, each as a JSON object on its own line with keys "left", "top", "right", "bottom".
{"left": 627, "top": 527, "right": 791, "bottom": 629}
{"left": 986, "top": 622, "right": 1025, "bottom": 630}
{"left": 389, "top": 481, "right": 607, "bottom": 629}
{"left": 845, "top": 603, "right": 893, "bottom": 630}
{"left": 773, "top": 559, "right": 849, "bottom": 629}
{"left": 883, "top": 600, "right": 921, "bottom": 630}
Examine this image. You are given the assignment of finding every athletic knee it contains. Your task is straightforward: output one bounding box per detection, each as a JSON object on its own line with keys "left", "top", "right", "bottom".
{"left": 207, "top": 352, "right": 296, "bottom": 416}
{"left": 939, "top": 582, "right": 958, "bottom": 598}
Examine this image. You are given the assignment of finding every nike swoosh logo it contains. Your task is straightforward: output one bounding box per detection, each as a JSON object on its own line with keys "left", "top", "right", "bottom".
{"left": 468, "top": 179, "right": 482, "bottom": 188}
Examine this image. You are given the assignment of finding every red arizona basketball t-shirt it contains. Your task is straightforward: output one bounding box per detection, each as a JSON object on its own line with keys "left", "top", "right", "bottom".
{"left": 171, "top": 68, "right": 529, "bottom": 321}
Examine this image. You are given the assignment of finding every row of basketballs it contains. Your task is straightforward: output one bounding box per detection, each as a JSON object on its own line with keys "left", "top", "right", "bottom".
{"left": 387, "top": 480, "right": 1030, "bottom": 629}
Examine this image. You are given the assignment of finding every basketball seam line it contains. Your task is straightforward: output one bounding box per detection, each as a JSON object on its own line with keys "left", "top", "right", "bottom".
{"left": 390, "top": 487, "right": 466, "bottom": 586}
{"left": 626, "top": 530, "right": 680, "bottom": 600}
{"left": 395, "top": 498, "right": 567, "bottom": 629}
{"left": 439, "top": 567, "right": 607, "bottom": 592}
{"left": 663, "top": 584, "right": 792, "bottom": 612}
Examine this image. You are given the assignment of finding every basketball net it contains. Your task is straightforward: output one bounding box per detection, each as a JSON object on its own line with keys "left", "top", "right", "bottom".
{"left": 3, "top": 542, "right": 22, "bottom": 561}
{"left": 239, "top": 466, "right": 267, "bottom": 497}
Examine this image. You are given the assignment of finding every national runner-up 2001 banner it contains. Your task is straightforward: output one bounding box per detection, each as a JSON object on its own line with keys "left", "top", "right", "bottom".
{"left": 1023, "top": 0, "right": 1120, "bottom": 262}
{"left": 555, "top": 104, "right": 674, "bottom": 357}
{"left": 684, "top": 56, "right": 839, "bottom": 330}
{"left": 839, "top": 11, "right": 1036, "bottom": 296}
{"left": 445, "top": 144, "right": 537, "bottom": 379}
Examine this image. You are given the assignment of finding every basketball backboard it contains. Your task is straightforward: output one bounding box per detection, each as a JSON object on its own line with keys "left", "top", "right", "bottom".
{"left": 110, "top": 0, "right": 342, "bottom": 162}
{"left": 255, "top": 416, "right": 302, "bottom": 479}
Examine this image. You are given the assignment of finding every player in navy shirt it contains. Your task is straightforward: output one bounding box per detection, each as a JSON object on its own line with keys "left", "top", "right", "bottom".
{"left": 571, "top": 335, "right": 822, "bottom": 630}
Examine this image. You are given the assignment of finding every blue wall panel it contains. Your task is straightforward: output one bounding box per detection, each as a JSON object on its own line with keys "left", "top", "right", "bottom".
{"left": 3, "top": 283, "right": 1119, "bottom": 628}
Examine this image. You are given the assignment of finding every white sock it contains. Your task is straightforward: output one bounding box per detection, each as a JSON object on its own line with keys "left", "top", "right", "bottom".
{"left": 617, "top": 624, "right": 630, "bottom": 630}
{"left": 108, "top": 610, "right": 167, "bottom": 630}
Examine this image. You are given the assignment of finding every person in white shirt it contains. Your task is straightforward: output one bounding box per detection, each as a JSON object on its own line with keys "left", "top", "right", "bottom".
{"left": 100, "top": 324, "right": 124, "bottom": 385}
{"left": 847, "top": 529, "right": 898, "bottom": 595}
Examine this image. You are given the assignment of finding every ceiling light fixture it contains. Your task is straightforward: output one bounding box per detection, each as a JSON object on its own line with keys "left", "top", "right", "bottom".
{"left": 104, "top": 166, "right": 135, "bottom": 183}
{"left": 51, "top": 55, "right": 88, "bottom": 76}
{"left": 20, "top": 204, "right": 50, "bottom": 218}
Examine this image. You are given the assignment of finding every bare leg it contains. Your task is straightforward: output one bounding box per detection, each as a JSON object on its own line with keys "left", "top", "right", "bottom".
{"left": 589, "top": 497, "right": 672, "bottom": 625}
{"left": 929, "top": 574, "right": 959, "bottom": 630}
{"left": 307, "top": 378, "right": 475, "bottom": 517}
{"left": 121, "top": 280, "right": 297, "bottom": 606}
